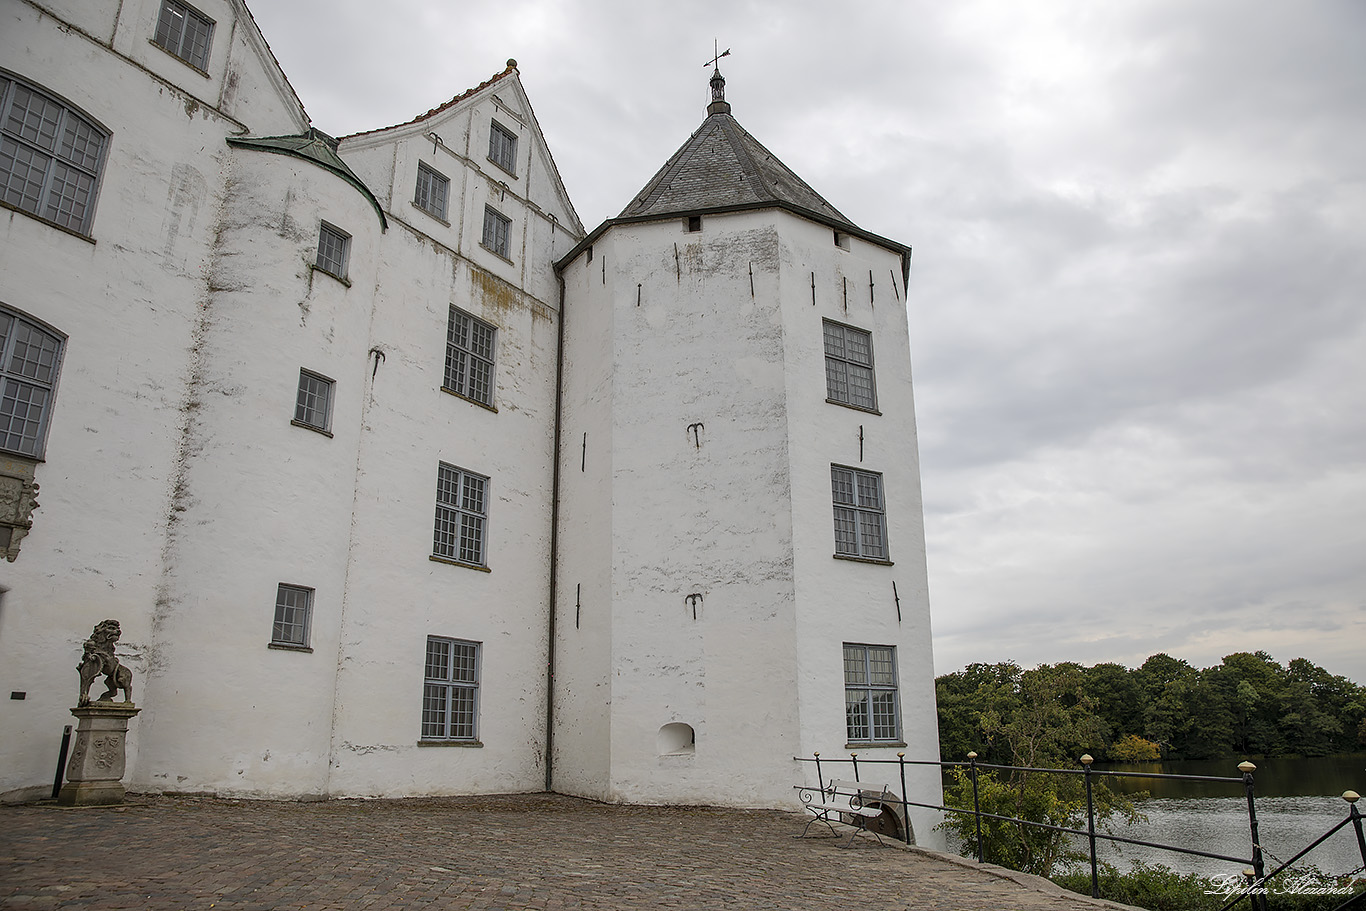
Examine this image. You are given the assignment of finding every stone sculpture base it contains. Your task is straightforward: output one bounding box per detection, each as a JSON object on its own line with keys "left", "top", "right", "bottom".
{"left": 57, "top": 702, "right": 140, "bottom": 807}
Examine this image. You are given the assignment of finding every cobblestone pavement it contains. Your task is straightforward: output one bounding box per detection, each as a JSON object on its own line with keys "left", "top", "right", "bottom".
{"left": 1, "top": 792, "right": 1140, "bottom": 910}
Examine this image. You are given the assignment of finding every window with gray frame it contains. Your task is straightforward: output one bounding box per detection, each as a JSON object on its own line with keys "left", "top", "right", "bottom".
{"left": 0, "top": 307, "right": 64, "bottom": 459}
{"left": 443, "top": 308, "right": 496, "bottom": 406}
{"left": 488, "top": 121, "right": 517, "bottom": 174}
{"left": 433, "top": 463, "right": 488, "bottom": 566}
{"left": 271, "top": 583, "right": 313, "bottom": 649}
{"left": 0, "top": 72, "right": 109, "bottom": 236}
{"left": 422, "top": 636, "right": 480, "bottom": 741}
{"left": 315, "top": 222, "right": 350, "bottom": 280}
{"left": 414, "top": 162, "right": 449, "bottom": 220}
{"left": 823, "top": 320, "right": 877, "bottom": 411}
{"left": 153, "top": 0, "right": 215, "bottom": 71}
{"left": 481, "top": 206, "right": 510, "bottom": 259}
{"left": 844, "top": 643, "right": 900, "bottom": 743}
{"left": 831, "top": 465, "right": 887, "bottom": 560}
{"left": 293, "top": 369, "right": 333, "bottom": 433}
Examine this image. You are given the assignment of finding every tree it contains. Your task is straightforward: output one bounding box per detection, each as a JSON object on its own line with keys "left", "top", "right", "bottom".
{"left": 1109, "top": 734, "right": 1162, "bottom": 762}
{"left": 940, "top": 663, "right": 1141, "bottom": 877}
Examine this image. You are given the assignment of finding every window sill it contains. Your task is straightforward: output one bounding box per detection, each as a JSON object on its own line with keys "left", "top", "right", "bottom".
{"left": 480, "top": 243, "right": 514, "bottom": 265}
{"left": 411, "top": 201, "right": 451, "bottom": 226}
{"left": 487, "top": 156, "right": 517, "bottom": 179}
{"left": 309, "top": 264, "right": 351, "bottom": 287}
{"left": 429, "top": 554, "right": 491, "bottom": 573}
{"left": 844, "top": 742, "right": 908, "bottom": 750}
{"left": 290, "top": 419, "right": 333, "bottom": 437}
{"left": 148, "top": 39, "right": 212, "bottom": 78}
{"left": 0, "top": 200, "right": 97, "bottom": 245}
{"left": 833, "top": 554, "right": 895, "bottom": 567}
{"left": 826, "top": 398, "right": 881, "bottom": 416}
{"left": 440, "top": 386, "right": 498, "bottom": 413}
{"left": 418, "top": 739, "right": 484, "bottom": 748}
{"left": 268, "top": 642, "right": 313, "bottom": 653}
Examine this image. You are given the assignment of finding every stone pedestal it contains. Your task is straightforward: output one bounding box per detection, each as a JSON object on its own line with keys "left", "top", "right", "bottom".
{"left": 57, "top": 702, "right": 140, "bottom": 807}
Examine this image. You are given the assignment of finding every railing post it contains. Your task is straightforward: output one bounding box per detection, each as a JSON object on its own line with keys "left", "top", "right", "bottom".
{"left": 51, "top": 725, "right": 73, "bottom": 799}
{"left": 813, "top": 752, "right": 824, "bottom": 793}
{"left": 968, "top": 751, "right": 983, "bottom": 863}
{"left": 1346, "top": 790, "right": 1365, "bottom": 871}
{"left": 850, "top": 752, "right": 859, "bottom": 783}
{"left": 898, "top": 752, "right": 910, "bottom": 844}
{"left": 1240, "top": 761, "right": 1269, "bottom": 911}
{"left": 1082, "top": 754, "right": 1098, "bottom": 898}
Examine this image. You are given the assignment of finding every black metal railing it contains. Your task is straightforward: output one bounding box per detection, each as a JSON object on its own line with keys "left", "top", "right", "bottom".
{"left": 793, "top": 751, "right": 1366, "bottom": 911}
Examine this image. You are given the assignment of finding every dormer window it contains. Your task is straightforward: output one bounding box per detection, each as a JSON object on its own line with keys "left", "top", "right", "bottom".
{"left": 488, "top": 122, "right": 517, "bottom": 175}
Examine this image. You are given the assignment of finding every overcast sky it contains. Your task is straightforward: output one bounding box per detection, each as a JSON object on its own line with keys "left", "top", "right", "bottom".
{"left": 250, "top": 1, "right": 1366, "bottom": 684}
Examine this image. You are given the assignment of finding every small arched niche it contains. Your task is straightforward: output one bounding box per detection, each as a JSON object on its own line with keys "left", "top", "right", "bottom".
{"left": 656, "top": 722, "right": 695, "bottom": 755}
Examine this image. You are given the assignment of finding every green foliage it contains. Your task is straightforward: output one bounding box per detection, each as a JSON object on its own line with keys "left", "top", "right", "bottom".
{"left": 938, "top": 662, "right": 1141, "bottom": 877}
{"left": 1053, "top": 863, "right": 1366, "bottom": 911}
{"left": 940, "top": 767, "right": 1140, "bottom": 877}
{"left": 1110, "top": 734, "right": 1162, "bottom": 761}
{"left": 938, "top": 651, "right": 1366, "bottom": 761}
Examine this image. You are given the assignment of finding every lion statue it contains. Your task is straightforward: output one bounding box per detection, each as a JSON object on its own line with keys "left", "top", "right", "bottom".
{"left": 77, "top": 619, "right": 133, "bottom": 705}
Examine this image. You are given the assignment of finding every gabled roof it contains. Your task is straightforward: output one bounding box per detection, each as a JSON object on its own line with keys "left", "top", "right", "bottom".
{"left": 227, "top": 128, "right": 387, "bottom": 230}
{"left": 619, "top": 111, "right": 854, "bottom": 227}
{"left": 339, "top": 63, "right": 518, "bottom": 142}
{"left": 336, "top": 62, "right": 584, "bottom": 237}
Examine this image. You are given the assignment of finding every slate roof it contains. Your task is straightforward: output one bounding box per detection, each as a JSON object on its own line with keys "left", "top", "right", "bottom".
{"left": 227, "top": 128, "right": 387, "bottom": 230}
{"left": 619, "top": 109, "right": 854, "bottom": 228}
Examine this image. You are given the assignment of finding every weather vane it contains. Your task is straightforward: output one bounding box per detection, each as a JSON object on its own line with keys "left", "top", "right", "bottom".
{"left": 704, "top": 40, "right": 731, "bottom": 69}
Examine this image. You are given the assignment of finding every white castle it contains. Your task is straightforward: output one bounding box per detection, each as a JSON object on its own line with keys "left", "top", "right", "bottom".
{"left": 0, "top": 0, "right": 942, "bottom": 844}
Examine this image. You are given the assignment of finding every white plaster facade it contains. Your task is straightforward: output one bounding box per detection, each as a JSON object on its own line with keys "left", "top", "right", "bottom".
{"left": 0, "top": 0, "right": 941, "bottom": 844}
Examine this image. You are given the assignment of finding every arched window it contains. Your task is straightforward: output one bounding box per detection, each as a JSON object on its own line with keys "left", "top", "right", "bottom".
{"left": 0, "top": 307, "right": 65, "bottom": 458}
{"left": 0, "top": 72, "right": 109, "bottom": 236}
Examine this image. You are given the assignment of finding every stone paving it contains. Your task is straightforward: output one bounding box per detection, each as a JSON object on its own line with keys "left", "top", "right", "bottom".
{"left": 0, "top": 792, "right": 1142, "bottom": 910}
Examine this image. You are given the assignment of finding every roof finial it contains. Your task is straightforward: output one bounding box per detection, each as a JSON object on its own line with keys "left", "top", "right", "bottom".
{"left": 704, "top": 40, "right": 732, "bottom": 116}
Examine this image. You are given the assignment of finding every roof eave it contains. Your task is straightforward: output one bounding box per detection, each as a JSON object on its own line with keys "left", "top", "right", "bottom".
{"left": 226, "top": 137, "right": 388, "bottom": 231}
{"left": 555, "top": 200, "right": 911, "bottom": 274}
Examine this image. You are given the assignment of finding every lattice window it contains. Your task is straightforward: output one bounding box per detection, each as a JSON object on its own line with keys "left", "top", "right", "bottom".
{"left": 422, "top": 636, "right": 480, "bottom": 741}
{"left": 831, "top": 465, "right": 887, "bottom": 560}
{"left": 433, "top": 463, "right": 488, "bottom": 567}
{"left": 293, "top": 369, "right": 333, "bottom": 432}
{"left": 271, "top": 584, "right": 313, "bottom": 648}
{"left": 153, "top": 0, "right": 215, "bottom": 71}
{"left": 0, "top": 307, "right": 64, "bottom": 458}
{"left": 488, "top": 121, "right": 517, "bottom": 174}
{"left": 414, "top": 162, "right": 449, "bottom": 220}
{"left": 844, "top": 643, "right": 900, "bottom": 743}
{"left": 481, "top": 206, "right": 510, "bottom": 259}
{"left": 443, "top": 308, "right": 496, "bottom": 407}
{"left": 0, "top": 73, "right": 109, "bottom": 235}
{"left": 823, "top": 320, "right": 877, "bottom": 411}
{"left": 315, "top": 222, "right": 350, "bottom": 280}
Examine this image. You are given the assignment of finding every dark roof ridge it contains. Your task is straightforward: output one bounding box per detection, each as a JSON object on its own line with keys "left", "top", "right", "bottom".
{"left": 339, "top": 63, "right": 518, "bottom": 141}
{"left": 715, "top": 113, "right": 774, "bottom": 203}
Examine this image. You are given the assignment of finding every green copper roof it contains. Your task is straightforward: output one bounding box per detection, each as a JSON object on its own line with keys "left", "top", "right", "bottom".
{"left": 227, "top": 128, "right": 387, "bottom": 231}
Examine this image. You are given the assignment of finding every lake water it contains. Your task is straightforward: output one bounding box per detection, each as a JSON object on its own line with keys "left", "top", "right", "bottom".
{"left": 945, "top": 755, "right": 1366, "bottom": 879}
{"left": 1092, "top": 755, "right": 1366, "bottom": 878}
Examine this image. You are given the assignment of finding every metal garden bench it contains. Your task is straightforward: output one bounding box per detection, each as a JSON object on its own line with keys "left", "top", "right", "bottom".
{"left": 796, "top": 778, "right": 892, "bottom": 847}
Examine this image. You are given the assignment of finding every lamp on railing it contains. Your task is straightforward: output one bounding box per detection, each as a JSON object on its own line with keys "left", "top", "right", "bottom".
{"left": 1238, "top": 761, "right": 1268, "bottom": 911}
{"left": 967, "top": 751, "right": 983, "bottom": 863}
{"left": 1081, "top": 754, "right": 1098, "bottom": 898}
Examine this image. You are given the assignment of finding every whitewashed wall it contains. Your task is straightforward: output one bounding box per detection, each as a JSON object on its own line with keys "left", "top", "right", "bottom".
{"left": 0, "top": 0, "right": 308, "bottom": 801}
